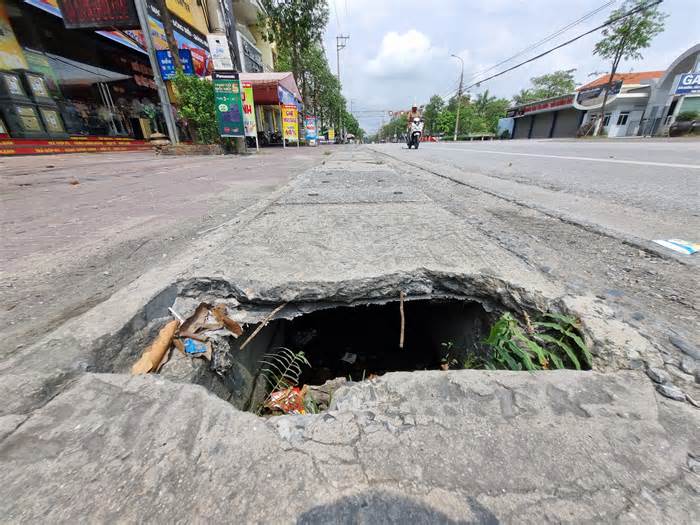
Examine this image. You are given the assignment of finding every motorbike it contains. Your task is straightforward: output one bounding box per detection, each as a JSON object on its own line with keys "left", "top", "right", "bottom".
{"left": 406, "top": 118, "right": 424, "bottom": 149}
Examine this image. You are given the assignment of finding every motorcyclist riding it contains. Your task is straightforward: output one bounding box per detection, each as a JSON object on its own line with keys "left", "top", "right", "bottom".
{"left": 406, "top": 104, "right": 422, "bottom": 130}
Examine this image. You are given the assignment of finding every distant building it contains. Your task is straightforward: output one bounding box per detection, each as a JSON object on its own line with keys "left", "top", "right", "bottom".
{"left": 505, "top": 43, "right": 700, "bottom": 139}
{"left": 575, "top": 71, "right": 663, "bottom": 137}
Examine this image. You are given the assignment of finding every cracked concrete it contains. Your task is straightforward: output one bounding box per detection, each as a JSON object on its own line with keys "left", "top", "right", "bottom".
{"left": 0, "top": 147, "right": 698, "bottom": 522}
{"left": 0, "top": 371, "right": 696, "bottom": 523}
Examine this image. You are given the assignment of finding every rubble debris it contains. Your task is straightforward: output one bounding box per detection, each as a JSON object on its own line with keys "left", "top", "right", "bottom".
{"left": 399, "top": 291, "right": 405, "bottom": 348}
{"left": 132, "top": 301, "right": 244, "bottom": 375}
{"left": 240, "top": 303, "right": 288, "bottom": 351}
{"left": 184, "top": 338, "right": 208, "bottom": 355}
{"left": 652, "top": 239, "right": 698, "bottom": 255}
{"left": 340, "top": 352, "right": 357, "bottom": 364}
{"left": 306, "top": 377, "right": 347, "bottom": 411}
{"left": 655, "top": 383, "right": 686, "bottom": 401}
{"left": 211, "top": 304, "right": 243, "bottom": 336}
{"left": 646, "top": 367, "right": 671, "bottom": 384}
{"left": 264, "top": 386, "right": 308, "bottom": 415}
{"left": 131, "top": 320, "right": 179, "bottom": 375}
{"left": 168, "top": 307, "right": 185, "bottom": 324}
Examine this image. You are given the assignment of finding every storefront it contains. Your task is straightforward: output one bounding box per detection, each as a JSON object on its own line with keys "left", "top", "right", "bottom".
{"left": 642, "top": 44, "right": 700, "bottom": 136}
{"left": 508, "top": 94, "right": 583, "bottom": 140}
{"left": 239, "top": 72, "right": 303, "bottom": 146}
{"left": 0, "top": 0, "right": 212, "bottom": 154}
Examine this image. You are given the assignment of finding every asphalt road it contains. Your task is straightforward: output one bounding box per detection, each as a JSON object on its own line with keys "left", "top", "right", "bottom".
{"left": 371, "top": 139, "right": 700, "bottom": 250}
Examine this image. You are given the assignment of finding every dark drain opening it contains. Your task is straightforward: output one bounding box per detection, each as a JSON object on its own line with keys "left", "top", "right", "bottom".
{"left": 283, "top": 299, "right": 489, "bottom": 385}
{"left": 112, "top": 293, "right": 591, "bottom": 416}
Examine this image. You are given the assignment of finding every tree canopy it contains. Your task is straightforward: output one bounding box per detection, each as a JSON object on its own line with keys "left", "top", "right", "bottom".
{"left": 512, "top": 69, "right": 577, "bottom": 105}
{"left": 592, "top": 0, "right": 666, "bottom": 134}
{"left": 259, "top": 0, "right": 363, "bottom": 139}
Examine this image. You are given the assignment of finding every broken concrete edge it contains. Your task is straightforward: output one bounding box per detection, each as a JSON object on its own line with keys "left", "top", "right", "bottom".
{"left": 2, "top": 267, "right": 650, "bottom": 389}
{"left": 2, "top": 368, "right": 696, "bottom": 523}
{"left": 371, "top": 147, "right": 695, "bottom": 267}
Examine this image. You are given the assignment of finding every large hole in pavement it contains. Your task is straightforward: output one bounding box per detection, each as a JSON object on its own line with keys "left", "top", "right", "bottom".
{"left": 101, "top": 291, "right": 591, "bottom": 416}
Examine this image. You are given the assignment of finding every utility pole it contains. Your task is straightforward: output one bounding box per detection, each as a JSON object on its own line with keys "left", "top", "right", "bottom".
{"left": 451, "top": 54, "right": 464, "bottom": 142}
{"left": 336, "top": 34, "right": 349, "bottom": 142}
{"left": 134, "top": 0, "right": 178, "bottom": 143}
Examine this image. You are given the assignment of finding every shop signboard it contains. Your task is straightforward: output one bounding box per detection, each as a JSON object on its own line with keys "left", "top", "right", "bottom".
{"left": 282, "top": 104, "right": 299, "bottom": 143}
{"left": 241, "top": 82, "right": 257, "bottom": 138}
{"left": 0, "top": 4, "right": 29, "bottom": 69}
{"left": 675, "top": 73, "right": 700, "bottom": 95}
{"left": 328, "top": 128, "right": 335, "bottom": 141}
{"left": 165, "top": 0, "right": 208, "bottom": 36}
{"left": 574, "top": 80, "right": 623, "bottom": 109}
{"left": 56, "top": 0, "right": 139, "bottom": 30}
{"left": 213, "top": 71, "right": 244, "bottom": 137}
{"left": 207, "top": 34, "right": 234, "bottom": 71}
{"left": 156, "top": 49, "right": 194, "bottom": 80}
{"left": 277, "top": 85, "right": 300, "bottom": 108}
{"left": 304, "top": 115, "right": 318, "bottom": 143}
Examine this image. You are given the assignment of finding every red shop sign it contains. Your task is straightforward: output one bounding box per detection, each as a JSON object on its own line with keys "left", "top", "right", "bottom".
{"left": 57, "top": 0, "right": 140, "bottom": 30}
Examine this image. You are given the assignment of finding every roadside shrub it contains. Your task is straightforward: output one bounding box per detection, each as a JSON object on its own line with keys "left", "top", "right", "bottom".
{"left": 172, "top": 71, "right": 218, "bottom": 144}
{"left": 484, "top": 312, "right": 592, "bottom": 371}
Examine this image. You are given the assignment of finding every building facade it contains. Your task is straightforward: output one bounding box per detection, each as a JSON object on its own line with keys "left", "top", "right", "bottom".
{"left": 0, "top": 0, "right": 277, "bottom": 153}
{"left": 505, "top": 43, "right": 700, "bottom": 139}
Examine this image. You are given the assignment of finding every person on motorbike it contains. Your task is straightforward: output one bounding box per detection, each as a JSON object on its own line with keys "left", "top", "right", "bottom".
{"left": 406, "top": 105, "right": 422, "bottom": 130}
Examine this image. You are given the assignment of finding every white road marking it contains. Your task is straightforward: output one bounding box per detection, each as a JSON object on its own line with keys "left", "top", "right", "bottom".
{"left": 426, "top": 146, "right": 700, "bottom": 170}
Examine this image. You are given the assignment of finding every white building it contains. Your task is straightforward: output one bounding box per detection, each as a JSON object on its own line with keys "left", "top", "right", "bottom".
{"left": 506, "top": 43, "right": 700, "bottom": 139}
{"left": 575, "top": 71, "right": 663, "bottom": 137}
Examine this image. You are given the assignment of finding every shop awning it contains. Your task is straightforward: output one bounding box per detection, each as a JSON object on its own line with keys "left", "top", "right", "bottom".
{"left": 46, "top": 53, "right": 131, "bottom": 86}
{"left": 239, "top": 72, "right": 302, "bottom": 108}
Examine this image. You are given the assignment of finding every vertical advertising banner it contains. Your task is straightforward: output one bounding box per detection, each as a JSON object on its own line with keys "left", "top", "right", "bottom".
{"left": 213, "top": 72, "right": 244, "bottom": 137}
{"left": 242, "top": 82, "right": 257, "bottom": 138}
{"left": 304, "top": 116, "right": 318, "bottom": 141}
{"left": 282, "top": 104, "right": 299, "bottom": 142}
{"left": 328, "top": 128, "right": 335, "bottom": 141}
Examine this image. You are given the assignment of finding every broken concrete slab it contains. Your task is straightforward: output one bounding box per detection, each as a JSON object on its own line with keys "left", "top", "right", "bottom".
{"left": 0, "top": 370, "right": 696, "bottom": 523}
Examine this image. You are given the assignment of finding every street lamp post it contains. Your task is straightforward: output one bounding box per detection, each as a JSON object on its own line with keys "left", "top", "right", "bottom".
{"left": 451, "top": 54, "right": 464, "bottom": 142}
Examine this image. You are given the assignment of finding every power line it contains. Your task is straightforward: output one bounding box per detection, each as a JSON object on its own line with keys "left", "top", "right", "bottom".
{"left": 439, "top": 0, "right": 619, "bottom": 102}
{"left": 462, "top": 0, "right": 663, "bottom": 92}
{"left": 466, "top": 0, "right": 617, "bottom": 84}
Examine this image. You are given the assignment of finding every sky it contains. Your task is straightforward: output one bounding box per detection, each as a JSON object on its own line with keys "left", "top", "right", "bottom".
{"left": 322, "top": 0, "right": 700, "bottom": 132}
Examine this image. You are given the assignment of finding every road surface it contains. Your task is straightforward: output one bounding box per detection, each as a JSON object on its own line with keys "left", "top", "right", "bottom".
{"left": 1, "top": 147, "right": 697, "bottom": 523}
{"left": 0, "top": 148, "right": 326, "bottom": 353}
{"left": 371, "top": 139, "right": 700, "bottom": 248}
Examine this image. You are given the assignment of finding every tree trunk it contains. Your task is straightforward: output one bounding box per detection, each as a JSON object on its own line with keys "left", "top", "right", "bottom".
{"left": 155, "top": 0, "right": 182, "bottom": 69}
{"left": 594, "top": 40, "right": 625, "bottom": 137}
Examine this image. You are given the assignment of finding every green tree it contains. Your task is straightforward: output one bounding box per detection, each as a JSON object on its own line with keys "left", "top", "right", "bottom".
{"left": 592, "top": 0, "right": 667, "bottom": 135}
{"left": 422, "top": 95, "right": 445, "bottom": 135}
{"left": 436, "top": 110, "right": 455, "bottom": 136}
{"left": 172, "top": 71, "right": 217, "bottom": 144}
{"left": 258, "top": 0, "right": 329, "bottom": 102}
{"left": 513, "top": 69, "right": 577, "bottom": 104}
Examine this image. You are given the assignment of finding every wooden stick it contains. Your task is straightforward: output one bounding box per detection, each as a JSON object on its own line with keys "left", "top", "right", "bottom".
{"left": 131, "top": 320, "right": 179, "bottom": 375}
{"left": 240, "top": 303, "right": 288, "bottom": 351}
{"left": 399, "top": 291, "right": 405, "bottom": 349}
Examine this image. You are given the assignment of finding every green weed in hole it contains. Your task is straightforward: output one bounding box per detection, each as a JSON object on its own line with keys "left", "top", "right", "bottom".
{"left": 256, "top": 347, "right": 310, "bottom": 414}
{"left": 484, "top": 312, "right": 591, "bottom": 371}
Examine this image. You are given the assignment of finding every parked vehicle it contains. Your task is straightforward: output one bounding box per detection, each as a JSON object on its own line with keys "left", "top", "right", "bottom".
{"left": 669, "top": 111, "right": 699, "bottom": 137}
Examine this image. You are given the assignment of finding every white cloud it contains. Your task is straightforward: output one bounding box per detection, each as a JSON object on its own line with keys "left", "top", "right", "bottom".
{"left": 324, "top": 0, "right": 700, "bottom": 132}
{"left": 366, "top": 30, "right": 446, "bottom": 78}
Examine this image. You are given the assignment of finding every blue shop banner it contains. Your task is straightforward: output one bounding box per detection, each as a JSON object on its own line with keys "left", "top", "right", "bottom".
{"left": 156, "top": 49, "right": 194, "bottom": 80}
{"left": 675, "top": 73, "right": 700, "bottom": 95}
